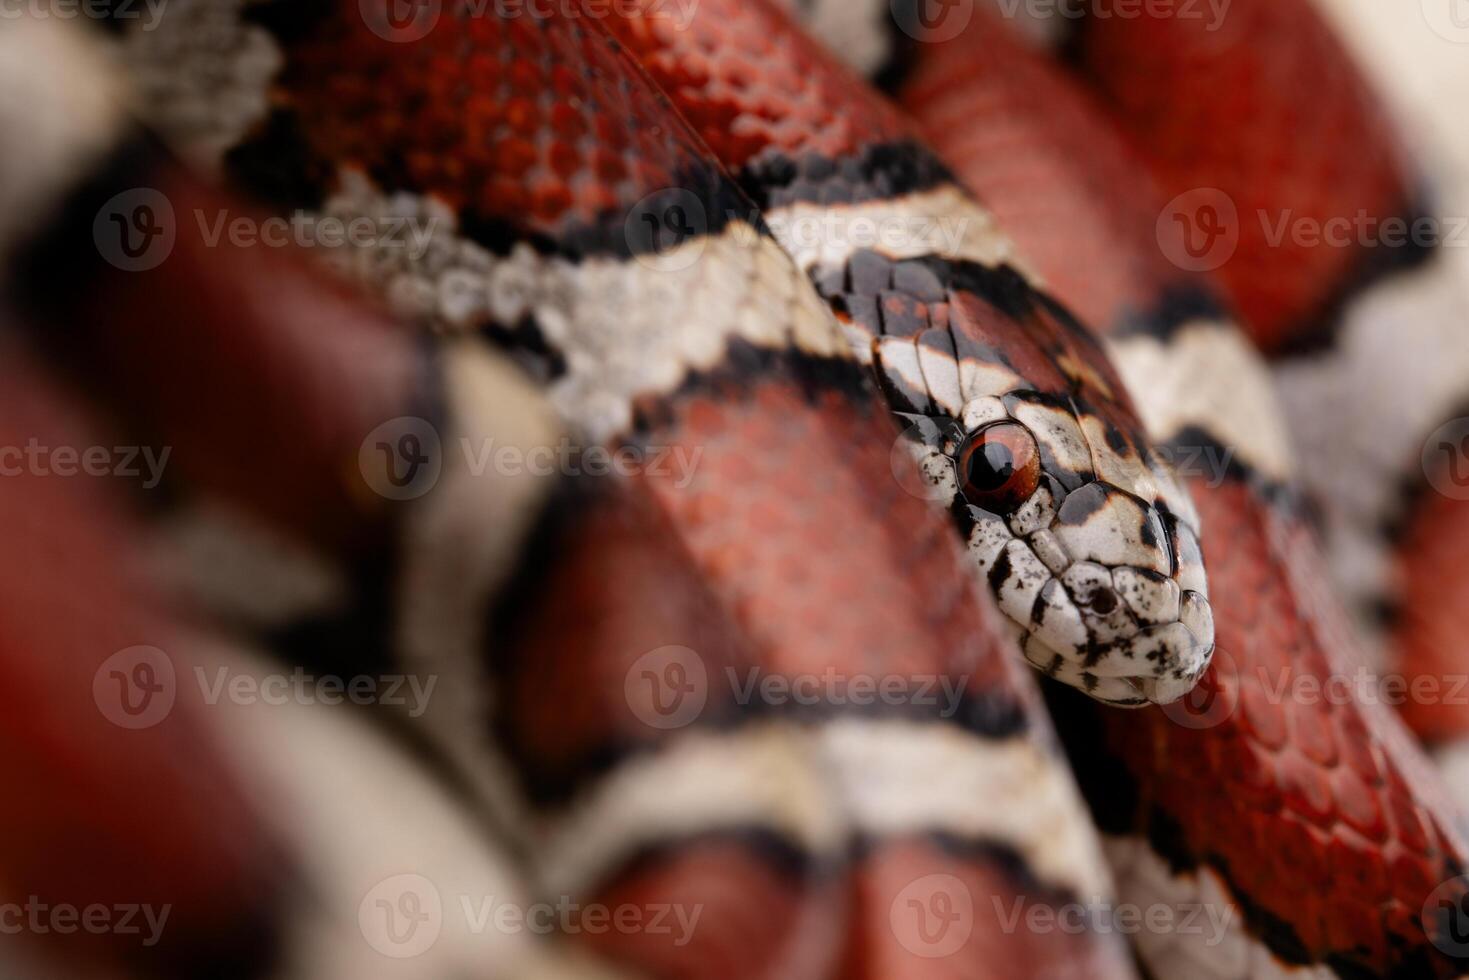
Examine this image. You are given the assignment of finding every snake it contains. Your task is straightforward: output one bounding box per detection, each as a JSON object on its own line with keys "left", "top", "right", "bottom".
{"left": 111, "top": 0, "right": 1217, "bottom": 711}
{"left": 3, "top": 0, "right": 1469, "bottom": 978}
{"left": 1000, "top": 0, "right": 1469, "bottom": 832}
{"left": 0, "top": 19, "right": 657, "bottom": 980}
{"left": 0, "top": 6, "right": 1139, "bottom": 979}
{"left": 767, "top": 0, "right": 1469, "bottom": 976}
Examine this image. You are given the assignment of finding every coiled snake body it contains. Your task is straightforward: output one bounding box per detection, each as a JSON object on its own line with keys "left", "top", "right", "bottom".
{"left": 1, "top": 1, "right": 1468, "bottom": 979}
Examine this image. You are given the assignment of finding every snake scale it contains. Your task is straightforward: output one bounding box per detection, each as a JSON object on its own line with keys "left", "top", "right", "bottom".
{"left": 0, "top": 1, "right": 1468, "bottom": 978}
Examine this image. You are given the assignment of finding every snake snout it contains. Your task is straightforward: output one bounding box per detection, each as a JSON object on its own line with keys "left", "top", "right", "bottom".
{"left": 966, "top": 482, "right": 1215, "bottom": 707}
{"left": 1026, "top": 559, "right": 1214, "bottom": 707}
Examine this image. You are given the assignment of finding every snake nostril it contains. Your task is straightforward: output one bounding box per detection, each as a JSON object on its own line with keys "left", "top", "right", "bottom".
{"left": 1088, "top": 587, "right": 1119, "bottom": 615}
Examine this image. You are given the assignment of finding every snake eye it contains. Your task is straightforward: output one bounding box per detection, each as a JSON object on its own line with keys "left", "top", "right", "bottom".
{"left": 957, "top": 422, "right": 1041, "bottom": 514}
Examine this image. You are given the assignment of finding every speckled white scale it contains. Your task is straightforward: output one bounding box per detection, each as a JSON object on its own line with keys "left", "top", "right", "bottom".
{"left": 1128, "top": 622, "right": 1203, "bottom": 676}
{"left": 1030, "top": 528, "right": 1073, "bottom": 575}
{"left": 1114, "top": 567, "right": 1182, "bottom": 627}
{"left": 968, "top": 509, "right": 1016, "bottom": 573}
{"left": 908, "top": 439, "right": 961, "bottom": 501}
{"left": 918, "top": 337, "right": 967, "bottom": 415}
{"left": 995, "top": 538, "right": 1055, "bottom": 625}
{"left": 959, "top": 358, "right": 1029, "bottom": 403}
{"left": 1054, "top": 485, "right": 1172, "bottom": 577}
{"left": 1008, "top": 397, "right": 1095, "bottom": 484}
{"left": 1179, "top": 591, "right": 1214, "bottom": 648}
{"left": 1033, "top": 579, "right": 1088, "bottom": 657}
{"left": 1026, "top": 633, "right": 1141, "bottom": 706}
{"left": 877, "top": 335, "right": 934, "bottom": 407}
{"left": 962, "top": 395, "right": 1011, "bottom": 430}
{"left": 1106, "top": 321, "right": 1294, "bottom": 486}
{"left": 310, "top": 174, "right": 846, "bottom": 444}
{"left": 1008, "top": 481, "right": 1056, "bottom": 537}
{"left": 1062, "top": 561, "right": 1115, "bottom": 604}
{"left": 767, "top": 186, "right": 1026, "bottom": 277}
{"left": 1173, "top": 522, "right": 1209, "bottom": 596}
{"left": 106, "top": 16, "right": 855, "bottom": 447}
{"left": 1080, "top": 595, "right": 1140, "bottom": 646}
{"left": 1081, "top": 415, "right": 1161, "bottom": 502}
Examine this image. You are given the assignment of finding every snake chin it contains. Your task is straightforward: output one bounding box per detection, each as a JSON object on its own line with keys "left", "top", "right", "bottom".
{"left": 1021, "top": 590, "right": 1216, "bottom": 707}
{"left": 964, "top": 490, "right": 1216, "bottom": 707}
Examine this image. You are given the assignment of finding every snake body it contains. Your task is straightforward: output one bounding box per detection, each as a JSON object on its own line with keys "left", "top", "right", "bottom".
{"left": 112, "top": 0, "right": 1220, "bottom": 710}
{"left": 1022, "top": 0, "right": 1469, "bottom": 828}
{"left": 0, "top": 4, "right": 1139, "bottom": 978}
{"left": 2, "top": 1, "right": 1469, "bottom": 979}
{"left": 773, "top": 2, "right": 1469, "bottom": 976}
{"left": 593, "top": 0, "right": 1215, "bottom": 709}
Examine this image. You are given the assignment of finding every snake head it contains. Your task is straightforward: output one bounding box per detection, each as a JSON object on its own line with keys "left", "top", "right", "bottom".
{"left": 890, "top": 273, "right": 1214, "bottom": 706}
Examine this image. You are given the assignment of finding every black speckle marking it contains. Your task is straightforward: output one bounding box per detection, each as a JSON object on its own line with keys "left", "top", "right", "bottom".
{"left": 1138, "top": 511, "right": 1160, "bottom": 549}
{"left": 1104, "top": 423, "right": 1131, "bottom": 455}
{"left": 987, "top": 546, "right": 1014, "bottom": 595}
{"left": 1082, "top": 641, "right": 1119, "bottom": 669}
{"left": 1143, "top": 638, "right": 1173, "bottom": 665}
{"left": 1030, "top": 587, "right": 1055, "bottom": 629}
